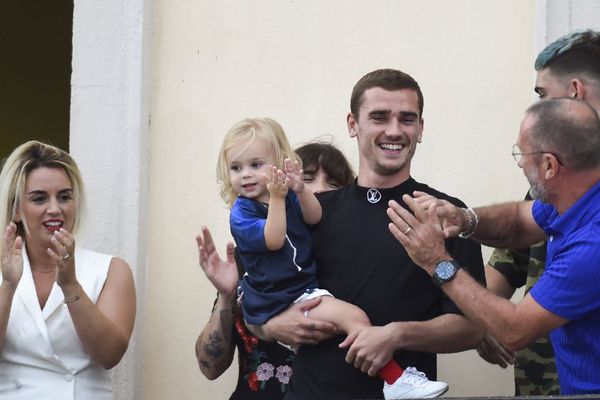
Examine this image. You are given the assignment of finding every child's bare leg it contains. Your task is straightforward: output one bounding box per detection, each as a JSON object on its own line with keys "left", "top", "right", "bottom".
{"left": 305, "top": 296, "right": 370, "bottom": 335}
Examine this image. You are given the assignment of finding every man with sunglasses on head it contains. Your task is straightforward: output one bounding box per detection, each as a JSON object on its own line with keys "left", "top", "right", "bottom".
{"left": 476, "top": 29, "right": 600, "bottom": 396}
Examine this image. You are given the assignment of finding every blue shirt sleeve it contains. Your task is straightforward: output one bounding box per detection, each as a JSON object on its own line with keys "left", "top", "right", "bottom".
{"left": 230, "top": 198, "right": 268, "bottom": 253}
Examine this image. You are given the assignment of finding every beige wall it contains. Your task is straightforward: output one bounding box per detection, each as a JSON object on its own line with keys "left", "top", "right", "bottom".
{"left": 143, "top": 1, "right": 536, "bottom": 398}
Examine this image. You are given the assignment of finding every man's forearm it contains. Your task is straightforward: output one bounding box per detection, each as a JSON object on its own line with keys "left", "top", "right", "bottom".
{"left": 471, "top": 201, "right": 545, "bottom": 249}
{"left": 485, "top": 265, "right": 517, "bottom": 299}
{"left": 441, "top": 269, "right": 547, "bottom": 351}
{"left": 196, "top": 296, "right": 236, "bottom": 379}
{"left": 388, "top": 313, "right": 484, "bottom": 354}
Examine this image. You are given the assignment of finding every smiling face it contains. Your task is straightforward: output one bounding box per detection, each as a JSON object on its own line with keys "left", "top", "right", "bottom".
{"left": 348, "top": 87, "right": 423, "bottom": 187}
{"left": 18, "top": 167, "right": 75, "bottom": 248}
{"left": 226, "top": 137, "right": 276, "bottom": 203}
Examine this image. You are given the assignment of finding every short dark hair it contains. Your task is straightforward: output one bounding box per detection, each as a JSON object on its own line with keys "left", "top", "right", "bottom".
{"left": 535, "top": 29, "right": 600, "bottom": 82}
{"left": 526, "top": 97, "right": 600, "bottom": 171}
{"left": 295, "top": 142, "right": 354, "bottom": 187}
{"left": 350, "top": 69, "right": 424, "bottom": 119}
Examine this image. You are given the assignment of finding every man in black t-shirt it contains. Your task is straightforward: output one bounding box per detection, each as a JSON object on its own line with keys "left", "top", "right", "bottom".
{"left": 258, "top": 69, "right": 486, "bottom": 399}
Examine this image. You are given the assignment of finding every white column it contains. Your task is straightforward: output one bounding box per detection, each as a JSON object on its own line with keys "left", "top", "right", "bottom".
{"left": 536, "top": 0, "right": 600, "bottom": 51}
{"left": 70, "top": 0, "right": 153, "bottom": 399}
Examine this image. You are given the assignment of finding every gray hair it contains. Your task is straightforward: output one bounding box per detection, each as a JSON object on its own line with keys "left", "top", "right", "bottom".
{"left": 526, "top": 97, "right": 600, "bottom": 171}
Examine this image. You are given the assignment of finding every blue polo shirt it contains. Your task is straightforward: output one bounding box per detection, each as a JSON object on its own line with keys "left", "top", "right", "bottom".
{"left": 230, "top": 192, "right": 319, "bottom": 324}
{"left": 530, "top": 179, "right": 600, "bottom": 394}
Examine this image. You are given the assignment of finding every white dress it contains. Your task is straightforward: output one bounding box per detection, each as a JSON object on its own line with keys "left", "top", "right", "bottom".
{"left": 0, "top": 246, "right": 112, "bottom": 399}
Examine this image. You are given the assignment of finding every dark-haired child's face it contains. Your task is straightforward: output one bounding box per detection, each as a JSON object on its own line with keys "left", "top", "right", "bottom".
{"left": 303, "top": 167, "right": 342, "bottom": 194}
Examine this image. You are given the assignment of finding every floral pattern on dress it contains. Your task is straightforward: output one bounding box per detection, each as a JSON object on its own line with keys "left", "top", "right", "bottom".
{"left": 275, "top": 365, "right": 293, "bottom": 384}
{"left": 235, "top": 313, "right": 295, "bottom": 393}
{"left": 247, "top": 371, "right": 259, "bottom": 391}
{"left": 257, "top": 362, "right": 275, "bottom": 381}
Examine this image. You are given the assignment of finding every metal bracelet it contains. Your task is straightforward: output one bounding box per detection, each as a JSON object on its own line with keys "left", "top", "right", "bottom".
{"left": 63, "top": 288, "right": 82, "bottom": 304}
{"left": 458, "top": 207, "right": 479, "bottom": 239}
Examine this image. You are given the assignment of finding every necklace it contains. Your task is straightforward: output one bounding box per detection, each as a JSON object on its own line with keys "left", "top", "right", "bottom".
{"left": 30, "top": 266, "right": 57, "bottom": 274}
{"left": 366, "top": 188, "right": 382, "bottom": 204}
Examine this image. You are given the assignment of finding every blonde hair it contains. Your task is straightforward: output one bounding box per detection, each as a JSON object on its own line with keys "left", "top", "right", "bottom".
{"left": 216, "top": 118, "right": 300, "bottom": 208}
{"left": 0, "top": 141, "right": 85, "bottom": 252}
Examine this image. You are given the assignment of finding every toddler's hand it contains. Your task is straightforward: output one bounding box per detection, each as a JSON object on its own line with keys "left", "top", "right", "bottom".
{"left": 266, "top": 166, "right": 288, "bottom": 198}
{"left": 284, "top": 158, "right": 304, "bottom": 193}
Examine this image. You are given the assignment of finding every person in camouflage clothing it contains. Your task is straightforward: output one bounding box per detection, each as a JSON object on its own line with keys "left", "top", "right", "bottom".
{"left": 486, "top": 238, "right": 559, "bottom": 395}
{"left": 477, "top": 29, "right": 600, "bottom": 395}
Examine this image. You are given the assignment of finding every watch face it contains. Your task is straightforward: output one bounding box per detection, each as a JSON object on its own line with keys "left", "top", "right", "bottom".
{"left": 436, "top": 261, "right": 456, "bottom": 279}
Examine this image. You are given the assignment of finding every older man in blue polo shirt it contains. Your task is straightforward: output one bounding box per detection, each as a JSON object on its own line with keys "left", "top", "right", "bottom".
{"left": 387, "top": 97, "right": 600, "bottom": 394}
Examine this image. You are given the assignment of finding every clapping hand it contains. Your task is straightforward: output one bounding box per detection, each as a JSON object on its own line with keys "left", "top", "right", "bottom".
{"left": 284, "top": 158, "right": 304, "bottom": 194}
{"left": 387, "top": 195, "right": 450, "bottom": 272}
{"left": 48, "top": 228, "right": 77, "bottom": 288}
{"left": 196, "top": 226, "right": 238, "bottom": 299}
{"left": 411, "top": 191, "right": 465, "bottom": 238}
{"left": 265, "top": 165, "right": 288, "bottom": 199}
{"left": 1, "top": 223, "right": 23, "bottom": 289}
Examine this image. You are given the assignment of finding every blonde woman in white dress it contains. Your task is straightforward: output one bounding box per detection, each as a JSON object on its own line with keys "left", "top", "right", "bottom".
{"left": 0, "top": 141, "right": 136, "bottom": 399}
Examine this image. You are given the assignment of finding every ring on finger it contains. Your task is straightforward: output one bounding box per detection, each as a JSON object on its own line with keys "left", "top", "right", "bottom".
{"left": 62, "top": 253, "right": 70, "bottom": 260}
{"left": 404, "top": 226, "right": 412, "bottom": 234}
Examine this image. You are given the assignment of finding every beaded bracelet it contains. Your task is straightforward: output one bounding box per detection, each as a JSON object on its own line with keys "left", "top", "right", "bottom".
{"left": 458, "top": 207, "right": 479, "bottom": 239}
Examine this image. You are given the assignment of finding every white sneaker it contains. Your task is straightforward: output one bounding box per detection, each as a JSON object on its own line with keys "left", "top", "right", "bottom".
{"left": 383, "top": 366, "right": 448, "bottom": 399}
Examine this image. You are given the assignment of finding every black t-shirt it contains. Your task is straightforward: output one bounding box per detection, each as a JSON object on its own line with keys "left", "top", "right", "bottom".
{"left": 286, "top": 178, "right": 485, "bottom": 400}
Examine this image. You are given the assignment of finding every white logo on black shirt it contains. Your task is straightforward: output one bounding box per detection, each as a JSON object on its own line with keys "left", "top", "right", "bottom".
{"left": 367, "top": 188, "right": 382, "bottom": 204}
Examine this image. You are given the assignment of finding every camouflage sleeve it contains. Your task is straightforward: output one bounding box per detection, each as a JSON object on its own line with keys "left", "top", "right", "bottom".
{"left": 487, "top": 247, "right": 529, "bottom": 289}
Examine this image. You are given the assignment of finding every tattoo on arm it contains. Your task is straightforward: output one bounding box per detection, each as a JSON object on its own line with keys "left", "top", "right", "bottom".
{"left": 196, "top": 331, "right": 224, "bottom": 373}
{"left": 196, "top": 334, "right": 213, "bottom": 371}
{"left": 203, "top": 331, "right": 225, "bottom": 358}
{"left": 204, "top": 306, "right": 234, "bottom": 359}
{"left": 196, "top": 302, "right": 236, "bottom": 374}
